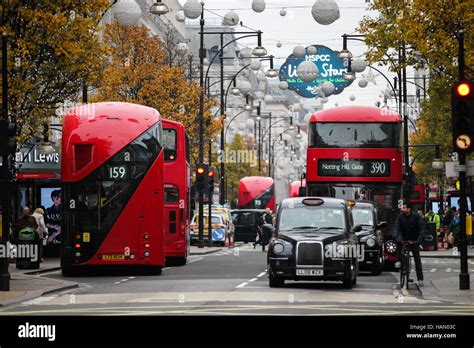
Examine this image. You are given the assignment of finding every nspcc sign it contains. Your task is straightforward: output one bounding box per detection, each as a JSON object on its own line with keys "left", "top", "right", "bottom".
{"left": 279, "top": 45, "right": 353, "bottom": 98}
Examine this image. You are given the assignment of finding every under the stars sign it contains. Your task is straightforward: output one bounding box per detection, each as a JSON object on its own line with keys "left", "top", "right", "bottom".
{"left": 279, "top": 45, "right": 353, "bottom": 98}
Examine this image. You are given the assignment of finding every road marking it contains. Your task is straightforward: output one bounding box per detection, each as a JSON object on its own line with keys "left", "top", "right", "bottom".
{"left": 21, "top": 296, "right": 57, "bottom": 306}
{"left": 114, "top": 282, "right": 121, "bottom": 284}
{"left": 257, "top": 272, "right": 266, "bottom": 277}
{"left": 429, "top": 268, "right": 437, "bottom": 272}
{"left": 38, "top": 270, "right": 61, "bottom": 276}
{"left": 236, "top": 282, "right": 248, "bottom": 288}
{"left": 248, "top": 278, "right": 258, "bottom": 282}
{"left": 187, "top": 257, "right": 204, "bottom": 264}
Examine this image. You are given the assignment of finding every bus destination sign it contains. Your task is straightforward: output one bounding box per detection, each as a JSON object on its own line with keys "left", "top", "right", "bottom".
{"left": 318, "top": 159, "right": 390, "bottom": 177}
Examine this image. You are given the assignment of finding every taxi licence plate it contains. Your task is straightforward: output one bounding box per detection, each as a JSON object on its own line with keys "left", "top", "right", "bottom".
{"left": 101, "top": 254, "right": 125, "bottom": 261}
{"left": 296, "top": 269, "right": 323, "bottom": 276}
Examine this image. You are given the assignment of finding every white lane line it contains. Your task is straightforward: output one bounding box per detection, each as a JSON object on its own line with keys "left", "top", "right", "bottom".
{"left": 248, "top": 278, "right": 258, "bottom": 282}
{"left": 187, "top": 257, "right": 204, "bottom": 264}
{"left": 236, "top": 282, "right": 248, "bottom": 288}
{"left": 128, "top": 276, "right": 136, "bottom": 279}
{"left": 114, "top": 282, "right": 121, "bottom": 284}
{"left": 257, "top": 272, "right": 266, "bottom": 277}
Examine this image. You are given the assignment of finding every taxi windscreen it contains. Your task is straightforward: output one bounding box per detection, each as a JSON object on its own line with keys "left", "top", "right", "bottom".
{"left": 279, "top": 206, "right": 346, "bottom": 232}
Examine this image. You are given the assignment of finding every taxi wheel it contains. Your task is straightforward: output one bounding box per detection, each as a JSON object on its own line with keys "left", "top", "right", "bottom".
{"left": 269, "top": 274, "right": 285, "bottom": 288}
{"left": 343, "top": 274, "right": 353, "bottom": 289}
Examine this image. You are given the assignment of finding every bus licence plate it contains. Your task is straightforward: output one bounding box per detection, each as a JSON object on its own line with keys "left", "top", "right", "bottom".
{"left": 296, "top": 269, "right": 323, "bottom": 276}
{"left": 101, "top": 254, "right": 125, "bottom": 261}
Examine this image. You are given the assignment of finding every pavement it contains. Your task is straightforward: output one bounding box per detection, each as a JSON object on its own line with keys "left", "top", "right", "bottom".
{"left": 0, "top": 246, "right": 224, "bottom": 307}
{"left": 420, "top": 245, "right": 474, "bottom": 258}
{"left": 0, "top": 259, "right": 76, "bottom": 307}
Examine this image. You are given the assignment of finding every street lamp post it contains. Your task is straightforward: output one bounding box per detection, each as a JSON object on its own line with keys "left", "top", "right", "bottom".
{"left": 197, "top": 1, "right": 205, "bottom": 248}
{"left": 0, "top": 32, "right": 10, "bottom": 291}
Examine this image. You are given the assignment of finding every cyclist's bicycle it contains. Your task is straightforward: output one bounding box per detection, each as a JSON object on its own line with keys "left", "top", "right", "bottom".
{"left": 400, "top": 241, "right": 415, "bottom": 290}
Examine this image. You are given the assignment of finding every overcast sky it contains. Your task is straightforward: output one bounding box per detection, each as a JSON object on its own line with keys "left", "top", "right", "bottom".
{"left": 177, "top": 0, "right": 397, "bottom": 108}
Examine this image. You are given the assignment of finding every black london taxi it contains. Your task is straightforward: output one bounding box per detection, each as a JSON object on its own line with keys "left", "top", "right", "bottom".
{"left": 231, "top": 209, "right": 267, "bottom": 242}
{"left": 348, "top": 200, "right": 388, "bottom": 275}
{"left": 264, "top": 197, "right": 362, "bottom": 289}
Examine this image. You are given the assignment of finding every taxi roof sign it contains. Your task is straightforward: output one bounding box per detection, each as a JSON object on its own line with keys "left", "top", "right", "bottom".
{"left": 302, "top": 198, "right": 324, "bottom": 206}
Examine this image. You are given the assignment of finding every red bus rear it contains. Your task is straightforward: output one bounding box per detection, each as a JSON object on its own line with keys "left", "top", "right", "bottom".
{"left": 163, "top": 119, "right": 190, "bottom": 266}
{"left": 238, "top": 176, "right": 275, "bottom": 211}
{"left": 61, "top": 102, "right": 165, "bottom": 275}
{"left": 306, "top": 106, "right": 403, "bottom": 232}
{"left": 289, "top": 180, "right": 306, "bottom": 197}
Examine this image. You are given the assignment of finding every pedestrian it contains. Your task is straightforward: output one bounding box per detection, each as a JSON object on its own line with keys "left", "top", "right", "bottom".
{"left": 264, "top": 208, "right": 273, "bottom": 225}
{"left": 253, "top": 212, "right": 265, "bottom": 250}
{"left": 32, "top": 207, "right": 48, "bottom": 262}
{"left": 16, "top": 206, "right": 38, "bottom": 243}
{"left": 417, "top": 209, "right": 425, "bottom": 220}
{"left": 393, "top": 202, "right": 426, "bottom": 287}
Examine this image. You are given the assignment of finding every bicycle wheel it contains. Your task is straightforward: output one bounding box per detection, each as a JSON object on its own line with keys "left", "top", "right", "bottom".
{"left": 399, "top": 259, "right": 406, "bottom": 289}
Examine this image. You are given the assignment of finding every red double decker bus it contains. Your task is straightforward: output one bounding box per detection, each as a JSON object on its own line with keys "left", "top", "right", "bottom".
{"left": 306, "top": 106, "right": 403, "bottom": 230}
{"left": 61, "top": 102, "right": 165, "bottom": 275}
{"left": 238, "top": 176, "right": 275, "bottom": 211}
{"left": 162, "top": 119, "right": 190, "bottom": 266}
{"left": 289, "top": 180, "right": 306, "bottom": 197}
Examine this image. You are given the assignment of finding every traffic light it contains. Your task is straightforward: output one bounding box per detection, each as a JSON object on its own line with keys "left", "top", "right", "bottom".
{"left": 207, "top": 166, "right": 215, "bottom": 193}
{"left": 0, "top": 119, "right": 16, "bottom": 156}
{"left": 195, "top": 163, "right": 208, "bottom": 193}
{"left": 452, "top": 80, "right": 473, "bottom": 153}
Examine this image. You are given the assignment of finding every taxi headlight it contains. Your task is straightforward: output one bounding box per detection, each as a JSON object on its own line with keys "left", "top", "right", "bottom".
{"left": 273, "top": 243, "right": 285, "bottom": 254}
{"left": 366, "top": 237, "right": 376, "bottom": 248}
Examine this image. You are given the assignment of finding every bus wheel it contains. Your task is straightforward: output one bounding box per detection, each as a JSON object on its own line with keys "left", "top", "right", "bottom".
{"left": 62, "top": 267, "right": 78, "bottom": 277}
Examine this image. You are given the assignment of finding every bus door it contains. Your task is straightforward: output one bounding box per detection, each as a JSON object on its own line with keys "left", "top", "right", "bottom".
{"left": 164, "top": 184, "right": 180, "bottom": 245}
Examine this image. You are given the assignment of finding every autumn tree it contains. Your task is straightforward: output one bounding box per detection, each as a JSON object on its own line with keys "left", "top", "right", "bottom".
{"left": 1, "top": 0, "right": 110, "bottom": 142}
{"left": 93, "top": 21, "right": 219, "bottom": 165}
{"left": 359, "top": 0, "right": 473, "bottom": 182}
{"left": 224, "top": 133, "right": 261, "bottom": 204}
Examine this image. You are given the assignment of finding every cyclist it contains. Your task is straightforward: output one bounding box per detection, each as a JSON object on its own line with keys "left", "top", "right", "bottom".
{"left": 394, "top": 202, "right": 426, "bottom": 286}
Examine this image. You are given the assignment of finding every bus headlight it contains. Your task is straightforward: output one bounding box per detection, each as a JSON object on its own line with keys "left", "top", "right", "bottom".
{"left": 273, "top": 243, "right": 285, "bottom": 254}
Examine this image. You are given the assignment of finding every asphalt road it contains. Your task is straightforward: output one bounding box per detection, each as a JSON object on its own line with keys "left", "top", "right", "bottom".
{"left": 0, "top": 243, "right": 472, "bottom": 316}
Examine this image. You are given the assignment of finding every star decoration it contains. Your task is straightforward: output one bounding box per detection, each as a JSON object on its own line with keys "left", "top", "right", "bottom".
{"left": 362, "top": 69, "right": 377, "bottom": 85}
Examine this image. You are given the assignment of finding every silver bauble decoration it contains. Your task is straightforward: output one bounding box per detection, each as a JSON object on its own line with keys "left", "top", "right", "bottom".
{"left": 276, "top": 41, "right": 282, "bottom": 48}
{"left": 296, "top": 60, "right": 318, "bottom": 82}
{"left": 175, "top": 10, "right": 186, "bottom": 22}
{"left": 306, "top": 45, "right": 318, "bottom": 55}
{"left": 279, "top": 81, "right": 289, "bottom": 90}
{"left": 114, "top": 0, "right": 141, "bottom": 26}
{"left": 293, "top": 45, "right": 306, "bottom": 58}
{"left": 358, "top": 79, "right": 368, "bottom": 88}
{"left": 350, "top": 95, "right": 356, "bottom": 101}
{"left": 237, "top": 81, "right": 252, "bottom": 95}
{"left": 250, "top": 60, "right": 262, "bottom": 71}
{"left": 223, "top": 10, "right": 239, "bottom": 26}
{"left": 311, "top": 0, "right": 340, "bottom": 25}
{"left": 252, "top": 0, "right": 266, "bottom": 13}
{"left": 321, "top": 81, "right": 335, "bottom": 95}
{"left": 351, "top": 59, "right": 367, "bottom": 73}
{"left": 183, "top": 0, "right": 202, "bottom": 19}
{"left": 280, "top": 8, "right": 287, "bottom": 16}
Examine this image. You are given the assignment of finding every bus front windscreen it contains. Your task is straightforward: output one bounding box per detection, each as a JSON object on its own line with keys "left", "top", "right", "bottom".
{"left": 310, "top": 122, "right": 401, "bottom": 148}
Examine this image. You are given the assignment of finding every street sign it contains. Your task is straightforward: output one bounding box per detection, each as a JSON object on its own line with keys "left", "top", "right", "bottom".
{"left": 445, "top": 160, "right": 474, "bottom": 177}
{"left": 212, "top": 228, "right": 225, "bottom": 241}
{"left": 454, "top": 164, "right": 467, "bottom": 172}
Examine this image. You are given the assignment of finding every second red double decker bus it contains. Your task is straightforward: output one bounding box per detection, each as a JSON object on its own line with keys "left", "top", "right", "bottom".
{"left": 238, "top": 176, "right": 276, "bottom": 211}
{"left": 162, "top": 119, "right": 191, "bottom": 266}
{"left": 61, "top": 102, "right": 166, "bottom": 275}
{"left": 306, "top": 106, "right": 403, "bottom": 229}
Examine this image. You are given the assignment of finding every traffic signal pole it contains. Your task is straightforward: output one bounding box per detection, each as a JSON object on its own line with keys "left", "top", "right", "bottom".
{"left": 457, "top": 30, "right": 470, "bottom": 290}
{"left": 0, "top": 33, "right": 10, "bottom": 291}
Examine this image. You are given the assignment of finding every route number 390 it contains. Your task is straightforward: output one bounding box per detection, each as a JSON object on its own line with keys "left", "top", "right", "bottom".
{"left": 370, "top": 162, "right": 386, "bottom": 174}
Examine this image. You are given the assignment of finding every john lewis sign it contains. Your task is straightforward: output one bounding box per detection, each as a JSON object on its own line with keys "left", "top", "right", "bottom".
{"left": 279, "top": 45, "right": 353, "bottom": 98}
